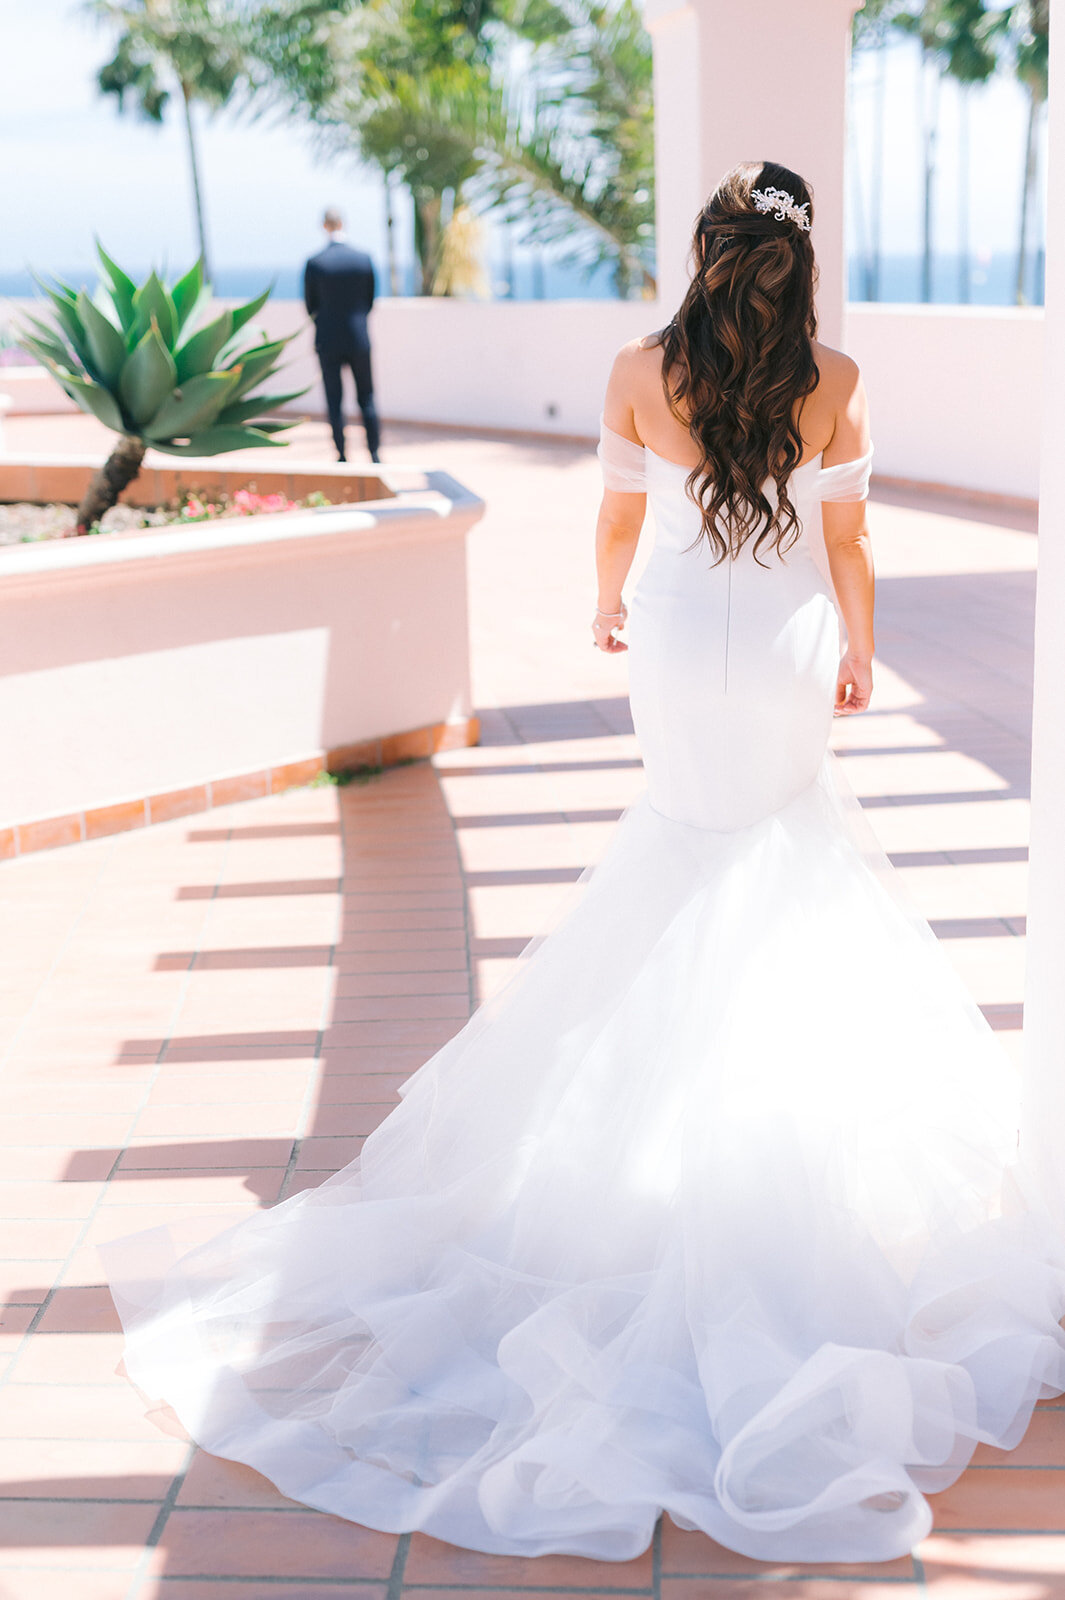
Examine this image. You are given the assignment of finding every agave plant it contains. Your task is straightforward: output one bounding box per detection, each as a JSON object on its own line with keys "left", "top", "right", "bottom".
{"left": 18, "top": 244, "right": 304, "bottom": 532}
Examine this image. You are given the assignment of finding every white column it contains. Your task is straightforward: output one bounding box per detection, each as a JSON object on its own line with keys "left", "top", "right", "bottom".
{"left": 644, "top": 0, "right": 860, "bottom": 346}
{"left": 1022, "top": 0, "right": 1065, "bottom": 1226}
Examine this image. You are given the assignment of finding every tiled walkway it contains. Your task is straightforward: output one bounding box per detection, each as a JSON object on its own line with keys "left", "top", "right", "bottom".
{"left": 0, "top": 416, "right": 1059, "bottom": 1598}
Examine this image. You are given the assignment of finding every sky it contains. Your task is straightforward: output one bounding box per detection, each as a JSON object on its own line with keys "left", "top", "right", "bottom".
{"left": 0, "top": 0, "right": 1047, "bottom": 293}
{"left": 2, "top": 0, "right": 396, "bottom": 285}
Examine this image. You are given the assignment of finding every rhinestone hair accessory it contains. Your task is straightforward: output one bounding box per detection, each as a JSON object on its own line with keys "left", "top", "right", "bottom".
{"left": 750, "top": 186, "right": 811, "bottom": 233}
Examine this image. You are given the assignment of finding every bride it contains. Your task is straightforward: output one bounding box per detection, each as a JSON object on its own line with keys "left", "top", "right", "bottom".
{"left": 106, "top": 161, "right": 1065, "bottom": 1565}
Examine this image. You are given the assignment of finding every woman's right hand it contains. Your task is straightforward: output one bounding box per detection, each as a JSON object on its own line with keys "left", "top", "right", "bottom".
{"left": 834, "top": 653, "right": 872, "bottom": 715}
{"left": 592, "top": 603, "right": 628, "bottom": 653}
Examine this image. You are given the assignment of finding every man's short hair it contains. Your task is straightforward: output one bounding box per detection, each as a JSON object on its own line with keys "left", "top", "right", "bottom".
{"left": 323, "top": 208, "right": 343, "bottom": 230}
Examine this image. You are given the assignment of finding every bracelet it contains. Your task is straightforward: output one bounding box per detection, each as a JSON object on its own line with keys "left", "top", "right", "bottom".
{"left": 595, "top": 606, "right": 625, "bottom": 619}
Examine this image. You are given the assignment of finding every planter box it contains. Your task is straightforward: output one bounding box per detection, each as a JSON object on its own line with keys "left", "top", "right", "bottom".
{"left": 0, "top": 454, "right": 392, "bottom": 509}
{"left": 0, "top": 365, "right": 78, "bottom": 418}
{"left": 0, "top": 461, "right": 484, "bottom": 853}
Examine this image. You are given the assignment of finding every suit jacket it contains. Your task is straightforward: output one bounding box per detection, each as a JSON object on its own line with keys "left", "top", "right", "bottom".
{"left": 304, "top": 240, "right": 376, "bottom": 355}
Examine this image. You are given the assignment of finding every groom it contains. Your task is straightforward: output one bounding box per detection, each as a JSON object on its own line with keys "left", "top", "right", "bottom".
{"left": 303, "top": 209, "right": 382, "bottom": 463}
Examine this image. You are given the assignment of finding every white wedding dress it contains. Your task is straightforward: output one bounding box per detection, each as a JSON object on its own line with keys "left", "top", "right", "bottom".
{"left": 107, "top": 423, "right": 1065, "bottom": 1565}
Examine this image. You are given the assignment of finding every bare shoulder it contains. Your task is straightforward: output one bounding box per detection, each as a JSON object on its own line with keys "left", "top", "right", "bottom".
{"left": 604, "top": 335, "right": 668, "bottom": 440}
{"left": 812, "top": 341, "right": 862, "bottom": 399}
{"left": 612, "top": 334, "right": 668, "bottom": 375}
{"left": 813, "top": 341, "right": 871, "bottom": 461}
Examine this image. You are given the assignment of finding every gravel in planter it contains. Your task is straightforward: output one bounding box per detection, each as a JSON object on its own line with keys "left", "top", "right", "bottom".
{"left": 0, "top": 489, "right": 333, "bottom": 546}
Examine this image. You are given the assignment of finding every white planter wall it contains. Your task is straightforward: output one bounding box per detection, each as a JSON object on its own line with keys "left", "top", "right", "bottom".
{"left": 843, "top": 304, "right": 1043, "bottom": 502}
{"left": 3, "top": 296, "right": 1045, "bottom": 500}
{"left": 0, "top": 482, "right": 482, "bottom": 828}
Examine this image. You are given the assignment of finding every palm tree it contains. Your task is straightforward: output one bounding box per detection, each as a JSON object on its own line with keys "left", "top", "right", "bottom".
{"left": 890, "top": 1, "right": 1002, "bottom": 305}
{"left": 851, "top": 0, "right": 910, "bottom": 303}
{"left": 935, "top": 1, "right": 1004, "bottom": 303}
{"left": 89, "top": 0, "right": 247, "bottom": 280}
{"left": 243, "top": 0, "right": 652, "bottom": 296}
{"left": 1007, "top": 0, "right": 1049, "bottom": 304}
{"left": 482, "top": 0, "right": 655, "bottom": 296}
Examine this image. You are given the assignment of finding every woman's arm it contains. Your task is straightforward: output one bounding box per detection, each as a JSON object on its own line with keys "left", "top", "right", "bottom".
{"left": 594, "top": 350, "right": 648, "bottom": 654}
{"left": 821, "top": 360, "right": 874, "bottom": 714}
{"left": 594, "top": 491, "right": 644, "bottom": 653}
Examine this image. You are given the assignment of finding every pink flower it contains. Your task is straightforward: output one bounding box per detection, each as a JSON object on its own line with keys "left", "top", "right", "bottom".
{"left": 233, "top": 489, "right": 295, "bottom": 516}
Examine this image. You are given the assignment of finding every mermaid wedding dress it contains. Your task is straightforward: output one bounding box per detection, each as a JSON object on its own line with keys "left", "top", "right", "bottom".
{"left": 107, "top": 423, "right": 1065, "bottom": 1564}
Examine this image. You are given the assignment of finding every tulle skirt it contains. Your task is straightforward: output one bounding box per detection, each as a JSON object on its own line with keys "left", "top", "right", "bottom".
{"left": 105, "top": 756, "right": 1065, "bottom": 1564}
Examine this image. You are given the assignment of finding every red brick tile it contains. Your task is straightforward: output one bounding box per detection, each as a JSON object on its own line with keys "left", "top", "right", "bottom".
{"left": 321, "top": 1020, "right": 460, "bottom": 1049}
{"left": 176, "top": 1449, "right": 303, "bottom": 1509}
{"left": 406, "top": 1592, "right": 620, "bottom": 1600}
{"left": 315, "top": 1071, "right": 411, "bottom": 1103}
{"left": 16, "top": 813, "right": 83, "bottom": 853}
{"left": 380, "top": 727, "right": 433, "bottom": 764}
{"left": 12, "top": 1329, "right": 129, "bottom": 1385}
{"left": 0, "top": 1146, "right": 113, "bottom": 1182}
{"left": 0, "top": 1500, "right": 158, "bottom": 1568}
{"left": 145, "top": 1585, "right": 388, "bottom": 1600}
{"left": 158, "top": 1507, "right": 397, "bottom": 1579}
{"left": 148, "top": 786, "right": 210, "bottom": 823}
{"left": 660, "top": 1517, "right": 915, "bottom": 1578}
{"left": 270, "top": 756, "right": 325, "bottom": 793}
{"left": 0, "top": 1179, "right": 105, "bottom": 1219}
{"left": 404, "top": 1532, "right": 654, "bottom": 1588}
{"left": 35, "top": 1284, "right": 122, "bottom": 1333}
{"left": 336, "top": 970, "right": 468, "bottom": 996}
{"left": 209, "top": 772, "right": 270, "bottom": 807}
{"left": 933, "top": 1468, "right": 1065, "bottom": 1530}
{"left": 432, "top": 715, "right": 480, "bottom": 751}
{"left": 0, "top": 1382, "right": 185, "bottom": 1442}
{"left": 0, "top": 1217, "right": 85, "bottom": 1258}
{"left": 0, "top": 1434, "right": 186, "bottom": 1497}
{"left": 84, "top": 799, "right": 149, "bottom": 840}
{"left": 100, "top": 1169, "right": 285, "bottom": 1208}
{"left": 972, "top": 1408, "right": 1065, "bottom": 1467}
{"left": 305, "top": 1101, "right": 395, "bottom": 1137}
{"left": 294, "top": 1136, "right": 365, "bottom": 1172}
{"left": 920, "top": 1532, "right": 1065, "bottom": 1591}
{"left": 131, "top": 1104, "right": 301, "bottom": 1140}
{"left": 116, "top": 1138, "right": 294, "bottom": 1171}
{"left": 331, "top": 994, "right": 469, "bottom": 1023}
{"left": 662, "top": 1586, "right": 915, "bottom": 1600}
{"left": 328, "top": 739, "right": 382, "bottom": 773}
{"left": 0, "top": 1306, "right": 36, "bottom": 1345}
{"left": 0, "top": 1261, "right": 61, "bottom": 1303}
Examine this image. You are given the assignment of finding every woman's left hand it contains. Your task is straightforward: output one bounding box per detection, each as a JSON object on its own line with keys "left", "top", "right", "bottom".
{"left": 592, "top": 603, "right": 628, "bottom": 653}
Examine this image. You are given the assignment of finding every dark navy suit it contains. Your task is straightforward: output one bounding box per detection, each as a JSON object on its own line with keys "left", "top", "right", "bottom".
{"left": 303, "top": 239, "right": 381, "bottom": 461}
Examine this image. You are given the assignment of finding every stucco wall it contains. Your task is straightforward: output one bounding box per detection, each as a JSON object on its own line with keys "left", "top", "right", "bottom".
{"left": 843, "top": 304, "right": 1042, "bottom": 503}
{"left": 0, "top": 483, "right": 482, "bottom": 828}
{"left": 2, "top": 296, "right": 1044, "bottom": 499}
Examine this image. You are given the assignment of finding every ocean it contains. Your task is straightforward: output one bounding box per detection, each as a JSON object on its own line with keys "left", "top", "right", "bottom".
{"left": 0, "top": 252, "right": 1044, "bottom": 307}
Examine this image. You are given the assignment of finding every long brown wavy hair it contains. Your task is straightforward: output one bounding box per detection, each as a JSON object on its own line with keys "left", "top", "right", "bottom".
{"left": 660, "top": 161, "right": 819, "bottom": 563}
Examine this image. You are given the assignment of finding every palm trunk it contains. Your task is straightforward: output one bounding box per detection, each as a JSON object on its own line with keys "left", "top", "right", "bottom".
{"left": 414, "top": 194, "right": 443, "bottom": 295}
{"left": 75, "top": 435, "right": 147, "bottom": 533}
{"left": 849, "top": 58, "right": 872, "bottom": 300}
{"left": 1016, "top": 89, "right": 1041, "bottom": 306}
{"left": 384, "top": 180, "right": 400, "bottom": 296}
{"left": 869, "top": 38, "right": 886, "bottom": 301}
{"left": 181, "top": 82, "right": 211, "bottom": 282}
{"left": 958, "top": 88, "right": 971, "bottom": 304}
{"left": 920, "top": 51, "right": 940, "bottom": 304}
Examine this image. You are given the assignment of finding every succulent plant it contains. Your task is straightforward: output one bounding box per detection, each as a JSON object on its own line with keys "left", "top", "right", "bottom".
{"left": 18, "top": 244, "right": 304, "bottom": 532}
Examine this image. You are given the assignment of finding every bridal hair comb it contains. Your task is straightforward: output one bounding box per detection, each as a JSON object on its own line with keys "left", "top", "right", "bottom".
{"left": 750, "top": 186, "right": 811, "bottom": 233}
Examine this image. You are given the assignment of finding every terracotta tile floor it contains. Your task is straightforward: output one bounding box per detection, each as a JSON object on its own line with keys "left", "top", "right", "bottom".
{"left": 0, "top": 413, "right": 1060, "bottom": 1598}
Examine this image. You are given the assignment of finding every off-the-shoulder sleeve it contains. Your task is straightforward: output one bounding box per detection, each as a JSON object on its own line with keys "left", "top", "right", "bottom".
{"left": 598, "top": 416, "right": 647, "bottom": 493}
{"left": 817, "top": 446, "right": 873, "bottom": 503}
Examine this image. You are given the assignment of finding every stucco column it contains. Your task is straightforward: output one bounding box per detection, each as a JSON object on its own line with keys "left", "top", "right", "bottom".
{"left": 643, "top": 0, "right": 860, "bottom": 345}
{"left": 1022, "top": 0, "right": 1065, "bottom": 1225}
